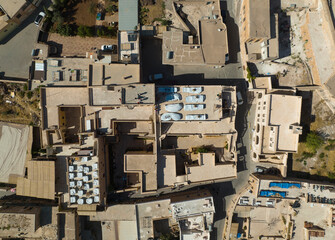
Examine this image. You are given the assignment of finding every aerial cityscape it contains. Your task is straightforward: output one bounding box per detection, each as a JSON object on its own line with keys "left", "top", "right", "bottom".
{"left": 0, "top": 0, "right": 335, "bottom": 239}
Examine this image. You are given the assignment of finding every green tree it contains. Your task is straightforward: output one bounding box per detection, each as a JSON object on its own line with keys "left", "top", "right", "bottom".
{"left": 51, "top": 10, "right": 64, "bottom": 24}
{"left": 27, "top": 91, "right": 33, "bottom": 99}
{"left": 305, "top": 131, "right": 323, "bottom": 153}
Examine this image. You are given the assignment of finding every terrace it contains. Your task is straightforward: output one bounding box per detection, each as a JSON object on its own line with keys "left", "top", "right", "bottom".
{"left": 67, "top": 155, "right": 102, "bottom": 206}
{"left": 157, "top": 85, "right": 235, "bottom": 122}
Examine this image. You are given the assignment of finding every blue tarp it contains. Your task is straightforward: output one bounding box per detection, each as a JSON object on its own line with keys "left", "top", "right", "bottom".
{"left": 259, "top": 190, "right": 286, "bottom": 198}
{"left": 237, "top": 233, "right": 242, "bottom": 238}
{"left": 269, "top": 182, "right": 301, "bottom": 189}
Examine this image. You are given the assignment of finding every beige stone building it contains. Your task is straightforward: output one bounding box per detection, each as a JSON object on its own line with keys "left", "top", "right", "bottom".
{"left": 0, "top": 0, "right": 42, "bottom": 42}
{"left": 162, "top": 0, "right": 229, "bottom": 66}
{"left": 251, "top": 77, "right": 302, "bottom": 177}
{"left": 240, "top": 0, "right": 279, "bottom": 62}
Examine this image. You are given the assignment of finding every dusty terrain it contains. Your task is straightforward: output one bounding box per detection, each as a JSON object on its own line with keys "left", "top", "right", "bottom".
{"left": 0, "top": 83, "right": 40, "bottom": 125}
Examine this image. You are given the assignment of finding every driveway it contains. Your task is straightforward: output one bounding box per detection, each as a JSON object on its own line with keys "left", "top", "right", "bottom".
{"left": 0, "top": 0, "right": 52, "bottom": 79}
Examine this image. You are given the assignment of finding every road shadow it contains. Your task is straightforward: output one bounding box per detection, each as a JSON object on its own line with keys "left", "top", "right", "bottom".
{"left": 220, "top": 1, "right": 240, "bottom": 63}
{"left": 210, "top": 181, "right": 235, "bottom": 239}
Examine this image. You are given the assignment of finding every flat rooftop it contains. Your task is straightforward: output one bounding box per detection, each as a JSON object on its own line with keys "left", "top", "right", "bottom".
{"left": 162, "top": 30, "right": 205, "bottom": 65}
{"left": 254, "top": 77, "right": 272, "bottom": 90}
{"left": 268, "top": 94, "right": 302, "bottom": 152}
{"left": 119, "top": 31, "right": 139, "bottom": 63}
{"left": 186, "top": 153, "right": 236, "bottom": 183}
{"left": 200, "top": 19, "right": 228, "bottom": 65}
{"left": 0, "top": 122, "right": 30, "bottom": 183}
{"left": 91, "top": 63, "right": 140, "bottom": 86}
{"left": 136, "top": 199, "right": 174, "bottom": 240}
{"left": 124, "top": 153, "right": 157, "bottom": 192}
{"left": 16, "top": 160, "right": 55, "bottom": 200}
{"left": 247, "top": 0, "right": 271, "bottom": 39}
{"left": 0, "top": 0, "right": 26, "bottom": 18}
{"left": 46, "top": 58, "right": 91, "bottom": 86}
{"left": 118, "top": 0, "right": 138, "bottom": 31}
{"left": 90, "top": 84, "right": 155, "bottom": 106}
{"left": 171, "top": 196, "right": 215, "bottom": 219}
{"left": 157, "top": 154, "right": 177, "bottom": 188}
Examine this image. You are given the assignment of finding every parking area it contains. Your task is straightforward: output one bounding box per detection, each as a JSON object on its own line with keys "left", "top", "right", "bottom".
{"left": 0, "top": 1, "right": 52, "bottom": 79}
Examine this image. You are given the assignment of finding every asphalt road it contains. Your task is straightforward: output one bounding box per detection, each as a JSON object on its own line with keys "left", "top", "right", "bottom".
{"left": 0, "top": 0, "right": 52, "bottom": 79}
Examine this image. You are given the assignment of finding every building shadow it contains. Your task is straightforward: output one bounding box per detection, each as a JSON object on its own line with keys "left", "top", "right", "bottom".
{"left": 47, "top": 41, "right": 63, "bottom": 57}
{"left": 220, "top": 1, "right": 240, "bottom": 63}
{"left": 287, "top": 90, "right": 314, "bottom": 177}
{"left": 270, "top": 0, "right": 292, "bottom": 58}
{"left": 141, "top": 37, "right": 174, "bottom": 82}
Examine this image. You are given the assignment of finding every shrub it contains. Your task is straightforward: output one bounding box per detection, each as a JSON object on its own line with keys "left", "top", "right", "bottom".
{"left": 19, "top": 91, "right": 25, "bottom": 98}
{"left": 51, "top": 10, "right": 64, "bottom": 24}
{"left": 328, "top": 172, "right": 335, "bottom": 179}
{"left": 27, "top": 91, "right": 33, "bottom": 99}
{"left": 193, "top": 146, "right": 211, "bottom": 154}
{"left": 77, "top": 25, "right": 86, "bottom": 37}
{"left": 302, "top": 151, "right": 314, "bottom": 159}
{"left": 325, "top": 144, "right": 335, "bottom": 151}
{"left": 84, "top": 26, "right": 94, "bottom": 37}
{"left": 106, "top": 4, "right": 118, "bottom": 13}
{"left": 305, "top": 131, "right": 323, "bottom": 153}
{"left": 56, "top": 24, "right": 75, "bottom": 36}
{"left": 246, "top": 67, "right": 255, "bottom": 82}
{"left": 23, "top": 84, "right": 28, "bottom": 91}
{"left": 97, "top": 28, "right": 105, "bottom": 37}
{"left": 319, "top": 152, "right": 325, "bottom": 159}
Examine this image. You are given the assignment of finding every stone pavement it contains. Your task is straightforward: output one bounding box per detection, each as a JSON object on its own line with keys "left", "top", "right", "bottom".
{"left": 47, "top": 33, "right": 117, "bottom": 56}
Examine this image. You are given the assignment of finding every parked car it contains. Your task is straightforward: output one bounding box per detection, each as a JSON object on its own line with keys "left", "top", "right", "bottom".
{"left": 255, "top": 166, "right": 267, "bottom": 173}
{"left": 148, "top": 73, "right": 163, "bottom": 82}
{"left": 237, "top": 91, "right": 243, "bottom": 105}
{"left": 101, "top": 45, "right": 116, "bottom": 51}
{"left": 34, "top": 12, "right": 46, "bottom": 26}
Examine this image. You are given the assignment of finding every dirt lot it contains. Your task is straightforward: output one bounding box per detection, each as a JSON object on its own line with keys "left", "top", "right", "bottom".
{"left": 0, "top": 83, "right": 40, "bottom": 125}
{"left": 140, "top": 0, "right": 164, "bottom": 24}
{"left": 69, "top": 0, "right": 99, "bottom": 26}
{"left": 293, "top": 92, "right": 335, "bottom": 178}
